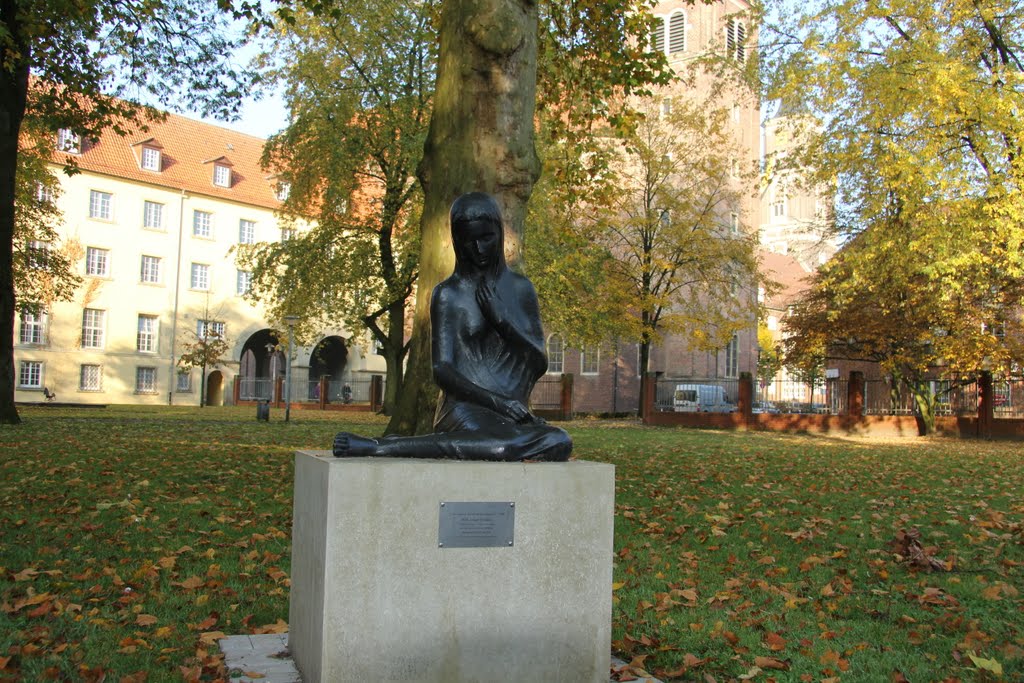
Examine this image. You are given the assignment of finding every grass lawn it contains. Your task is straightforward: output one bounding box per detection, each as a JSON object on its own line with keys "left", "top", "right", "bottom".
{"left": 1, "top": 406, "right": 1021, "bottom": 682}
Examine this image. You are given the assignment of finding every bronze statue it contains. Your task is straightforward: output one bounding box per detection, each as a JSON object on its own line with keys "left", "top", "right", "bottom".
{"left": 333, "top": 192, "right": 572, "bottom": 461}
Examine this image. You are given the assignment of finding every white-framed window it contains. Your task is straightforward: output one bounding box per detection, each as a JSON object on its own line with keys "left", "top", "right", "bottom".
{"left": 57, "top": 129, "right": 80, "bottom": 154}
{"left": 19, "top": 310, "right": 47, "bottom": 345}
{"left": 197, "top": 319, "right": 225, "bottom": 339}
{"left": 190, "top": 263, "right": 210, "bottom": 290}
{"left": 660, "top": 98, "right": 673, "bottom": 118}
{"left": 36, "top": 182, "right": 54, "bottom": 204}
{"left": 89, "top": 190, "right": 112, "bottom": 220}
{"left": 239, "top": 219, "right": 256, "bottom": 244}
{"left": 668, "top": 10, "right": 686, "bottom": 53}
{"left": 730, "top": 212, "right": 740, "bottom": 235}
{"left": 651, "top": 16, "right": 665, "bottom": 53}
{"left": 732, "top": 104, "right": 741, "bottom": 123}
{"left": 725, "top": 334, "right": 739, "bottom": 378}
{"left": 581, "top": 345, "right": 600, "bottom": 375}
{"left": 135, "top": 367, "right": 158, "bottom": 394}
{"left": 237, "top": 270, "right": 253, "bottom": 296}
{"left": 730, "top": 158, "right": 741, "bottom": 179}
{"left": 143, "top": 201, "right": 164, "bottom": 230}
{"left": 281, "top": 227, "right": 296, "bottom": 241}
{"left": 726, "top": 17, "right": 746, "bottom": 62}
{"left": 80, "top": 364, "right": 102, "bottom": 392}
{"left": 213, "top": 164, "right": 231, "bottom": 188}
{"left": 176, "top": 370, "right": 193, "bottom": 393}
{"left": 19, "top": 361, "right": 43, "bottom": 389}
{"left": 141, "top": 147, "right": 162, "bottom": 171}
{"left": 772, "top": 196, "right": 787, "bottom": 218}
{"left": 85, "top": 247, "right": 109, "bottom": 276}
{"left": 140, "top": 255, "right": 161, "bottom": 284}
{"left": 193, "top": 210, "right": 212, "bottom": 238}
{"left": 137, "top": 314, "right": 158, "bottom": 352}
{"left": 275, "top": 181, "right": 291, "bottom": 201}
{"left": 546, "top": 334, "right": 564, "bottom": 374}
{"left": 27, "top": 240, "right": 50, "bottom": 269}
{"left": 82, "top": 308, "right": 105, "bottom": 348}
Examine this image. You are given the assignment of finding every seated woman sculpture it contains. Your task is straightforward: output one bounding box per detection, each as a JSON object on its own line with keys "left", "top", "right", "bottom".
{"left": 333, "top": 192, "right": 572, "bottom": 462}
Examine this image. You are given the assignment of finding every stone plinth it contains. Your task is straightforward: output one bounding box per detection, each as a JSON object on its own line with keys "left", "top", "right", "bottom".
{"left": 289, "top": 452, "right": 615, "bottom": 683}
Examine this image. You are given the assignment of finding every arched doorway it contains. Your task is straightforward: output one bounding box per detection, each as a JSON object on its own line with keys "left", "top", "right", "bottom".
{"left": 206, "top": 370, "right": 224, "bottom": 407}
{"left": 309, "top": 336, "right": 348, "bottom": 401}
{"left": 239, "top": 329, "right": 283, "bottom": 400}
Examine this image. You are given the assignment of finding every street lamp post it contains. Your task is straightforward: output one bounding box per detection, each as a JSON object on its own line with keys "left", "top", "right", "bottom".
{"left": 283, "top": 316, "right": 300, "bottom": 423}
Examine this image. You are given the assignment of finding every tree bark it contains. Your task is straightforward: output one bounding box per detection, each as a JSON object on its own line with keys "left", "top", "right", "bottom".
{"left": 386, "top": 0, "right": 541, "bottom": 435}
{"left": 379, "top": 300, "right": 406, "bottom": 415}
{"left": 911, "top": 383, "right": 935, "bottom": 436}
{"left": 0, "top": 41, "right": 30, "bottom": 425}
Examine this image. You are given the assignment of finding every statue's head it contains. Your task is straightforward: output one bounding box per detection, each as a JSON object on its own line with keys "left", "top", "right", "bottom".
{"left": 450, "top": 192, "right": 506, "bottom": 276}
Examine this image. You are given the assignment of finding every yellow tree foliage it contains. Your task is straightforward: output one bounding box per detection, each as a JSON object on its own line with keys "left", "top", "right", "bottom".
{"left": 765, "top": 0, "right": 1024, "bottom": 431}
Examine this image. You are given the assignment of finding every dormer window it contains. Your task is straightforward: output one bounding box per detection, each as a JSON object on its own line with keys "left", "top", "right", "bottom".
{"left": 141, "top": 147, "right": 162, "bottom": 171}
{"left": 57, "top": 129, "right": 81, "bottom": 154}
{"left": 214, "top": 163, "right": 231, "bottom": 188}
{"left": 276, "top": 181, "right": 291, "bottom": 201}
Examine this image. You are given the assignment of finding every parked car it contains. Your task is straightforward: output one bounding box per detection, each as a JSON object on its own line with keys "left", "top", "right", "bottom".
{"left": 752, "top": 401, "right": 781, "bottom": 414}
{"left": 673, "top": 384, "right": 737, "bottom": 413}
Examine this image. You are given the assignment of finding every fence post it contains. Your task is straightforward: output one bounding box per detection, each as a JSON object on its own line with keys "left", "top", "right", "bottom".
{"left": 641, "top": 373, "right": 656, "bottom": 423}
{"left": 847, "top": 371, "right": 864, "bottom": 418}
{"left": 319, "top": 376, "right": 329, "bottom": 410}
{"left": 978, "top": 371, "right": 993, "bottom": 439}
{"left": 559, "top": 373, "right": 574, "bottom": 420}
{"left": 738, "top": 372, "right": 753, "bottom": 425}
{"left": 274, "top": 376, "right": 283, "bottom": 408}
{"left": 232, "top": 376, "right": 241, "bottom": 404}
{"left": 370, "top": 375, "right": 384, "bottom": 412}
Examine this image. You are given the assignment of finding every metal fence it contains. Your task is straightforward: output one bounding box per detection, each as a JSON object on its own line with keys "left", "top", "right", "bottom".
{"left": 654, "top": 378, "right": 741, "bottom": 412}
{"left": 239, "top": 376, "right": 384, "bottom": 405}
{"left": 756, "top": 379, "right": 833, "bottom": 414}
{"left": 530, "top": 375, "right": 563, "bottom": 410}
{"left": 995, "top": 379, "right": 1024, "bottom": 418}
{"left": 863, "top": 379, "right": 978, "bottom": 417}
{"left": 326, "top": 377, "right": 379, "bottom": 405}
{"left": 239, "top": 377, "right": 274, "bottom": 401}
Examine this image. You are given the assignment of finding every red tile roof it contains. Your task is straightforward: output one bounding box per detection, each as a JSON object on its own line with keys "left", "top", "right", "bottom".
{"left": 55, "top": 110, "right": 282, "bottom": 210}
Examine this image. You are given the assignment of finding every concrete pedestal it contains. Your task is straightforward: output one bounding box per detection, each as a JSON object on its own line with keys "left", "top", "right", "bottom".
{"left": 289, "top": 452, "right": 615, "bottom": 683}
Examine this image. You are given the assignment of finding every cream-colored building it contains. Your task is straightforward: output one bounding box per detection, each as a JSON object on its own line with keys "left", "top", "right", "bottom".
{"left": 14, "top": 111, "right": 383, "bottom": 406}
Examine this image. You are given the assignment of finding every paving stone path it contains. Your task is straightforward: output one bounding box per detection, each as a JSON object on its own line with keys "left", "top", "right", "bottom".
{"left": 219, "top": 634, "right": 663, "bottom": 683}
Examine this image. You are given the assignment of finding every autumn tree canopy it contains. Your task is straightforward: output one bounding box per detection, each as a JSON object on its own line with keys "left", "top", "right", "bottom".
{"left": 387, "top": 0, "right": 675, "bottom": 434}
{"left": 764, "top": 0, "right": 1024, "bottom": 431}
{"left": 236, "top": 0, "right": 434, "bottom": 414}
{"left": 528, "top": 92, "right": 764, "bottom": 412}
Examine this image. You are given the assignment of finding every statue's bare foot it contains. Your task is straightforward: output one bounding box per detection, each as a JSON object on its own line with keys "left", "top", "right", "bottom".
{"left": 333, "top": 432, "right": 380, "bottom": 457}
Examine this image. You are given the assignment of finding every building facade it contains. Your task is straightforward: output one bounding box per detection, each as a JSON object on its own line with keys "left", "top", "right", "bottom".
{"left": 14, "top": 112, "right": 383, "bottom": 406}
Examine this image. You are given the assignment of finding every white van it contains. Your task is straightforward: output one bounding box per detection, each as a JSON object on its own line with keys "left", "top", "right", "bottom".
{"left": 673, "top": 384, "right": 736, "bottom": 413}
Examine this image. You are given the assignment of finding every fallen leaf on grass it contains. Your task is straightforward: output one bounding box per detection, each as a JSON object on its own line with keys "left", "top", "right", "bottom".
{"left": 754, "top": 656, "right": 790, "bottom": 671}
{"left": 198, "top": 631, "right": 226, "bottom": 646}
{"left": 135, "top": 614, "right": 158, "bottom": 626}
{"left": 888, "top": 528, "right": 951, "bottom": 572}
{"left": 764, "top": 632, "right": 786, "bottom": 652}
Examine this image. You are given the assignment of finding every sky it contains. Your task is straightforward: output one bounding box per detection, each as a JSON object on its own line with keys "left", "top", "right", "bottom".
{"left": 200, "top": 89, "right": 291, "bottom": 140}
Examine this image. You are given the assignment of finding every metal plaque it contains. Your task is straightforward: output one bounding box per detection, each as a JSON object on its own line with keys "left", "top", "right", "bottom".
{"left": 438, "top": 501, "right": 515, "bottom": 548}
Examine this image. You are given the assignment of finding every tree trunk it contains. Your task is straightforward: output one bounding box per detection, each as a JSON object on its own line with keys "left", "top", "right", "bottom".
{"left": 386, "top": 0, "right": 541, "bottom": 435}
{"left": 0, "top": 53, "right": 30, "bottom": 425}
{"left": 911, "top": 382, "right": 935, "bottom": 436}
{"left": 637, "top": 336, "right": 652, "bottom": 416}
{"left": 380, "top": 300, "right": 407, "bottom": 415}
{"left": 200, "top": 361, "right": 207, "bottom": 408}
